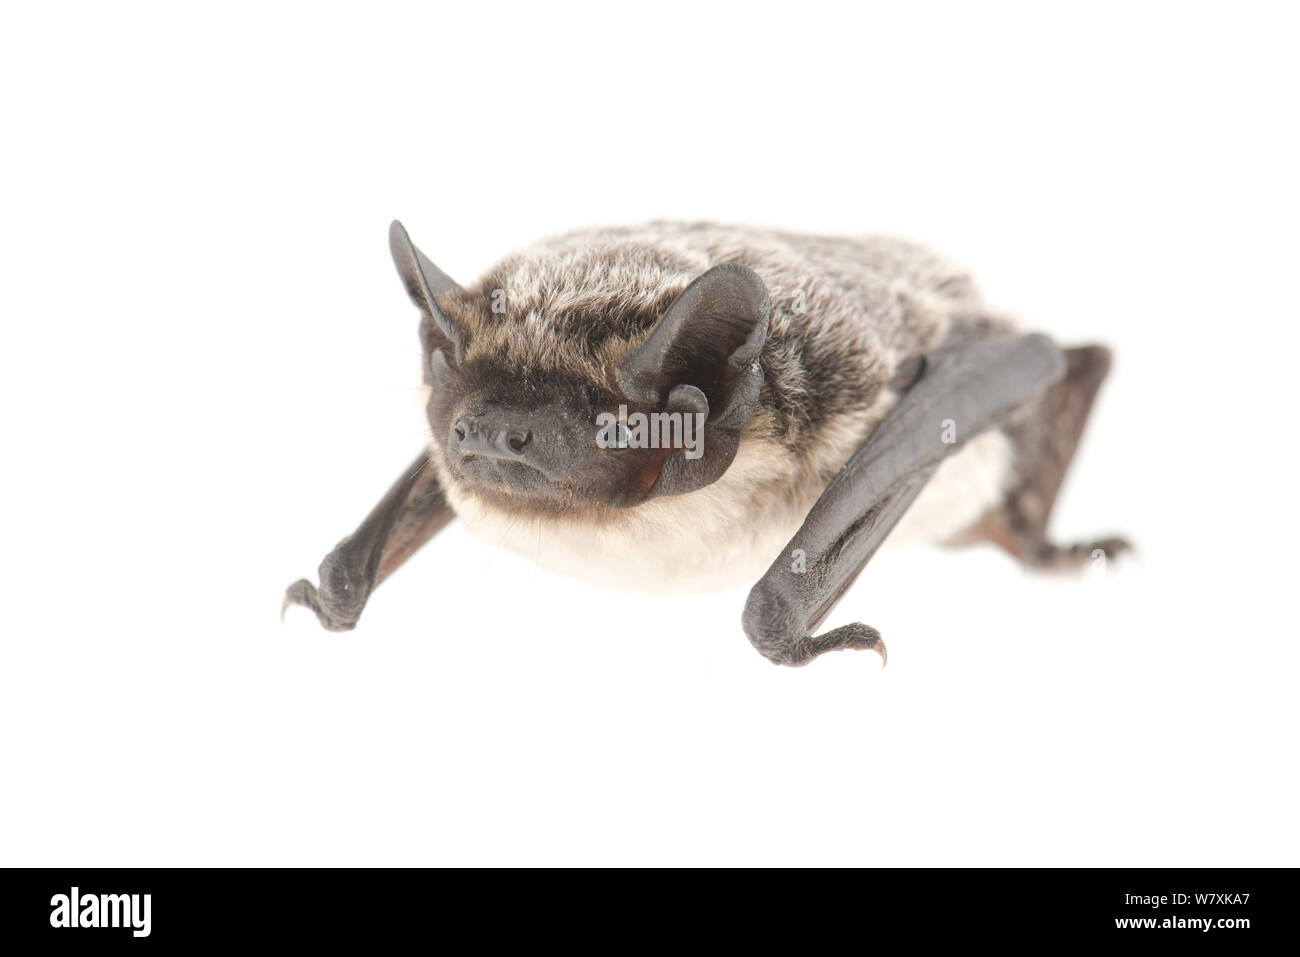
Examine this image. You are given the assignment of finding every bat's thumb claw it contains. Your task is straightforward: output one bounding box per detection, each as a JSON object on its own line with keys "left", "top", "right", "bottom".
{"left": 780, "top": 621, "right": 886, "bottom": 667}
{"left": 851, "top": 624, "right": 887, "bottom": 667}
{"left": 836, "top": 621, "right": 886, "bottom": 667}
{"left": 282, "top": 578, "right": 320, "bottom": 623}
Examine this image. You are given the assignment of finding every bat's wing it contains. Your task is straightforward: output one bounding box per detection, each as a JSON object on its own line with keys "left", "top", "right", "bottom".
{"left": 283, "top": 452, "right": 454, "bottom": 630}
{"left": 742, "top": 332, "right": 1066, "bottom": 666}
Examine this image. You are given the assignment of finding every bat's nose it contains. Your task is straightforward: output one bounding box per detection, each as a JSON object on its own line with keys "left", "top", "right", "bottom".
{"left": 450, "top": 417, "right": 532, "bottom": 460}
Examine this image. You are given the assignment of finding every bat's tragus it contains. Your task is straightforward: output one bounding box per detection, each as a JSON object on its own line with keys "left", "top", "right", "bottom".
{"left": 284, "top": 220, "right": 1130, "bottom": 665}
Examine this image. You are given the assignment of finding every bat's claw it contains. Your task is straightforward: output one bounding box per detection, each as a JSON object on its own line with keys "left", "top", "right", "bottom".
{"left": 281, "top": 578, "right": 319, "bottom": 623}
{"left": 813, "top": 622, "right": 887, "bottom": 667}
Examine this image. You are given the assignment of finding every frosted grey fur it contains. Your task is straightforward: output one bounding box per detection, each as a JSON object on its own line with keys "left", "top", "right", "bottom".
{"left": 438, "top": 221, "right": 1013, "bottom": 457}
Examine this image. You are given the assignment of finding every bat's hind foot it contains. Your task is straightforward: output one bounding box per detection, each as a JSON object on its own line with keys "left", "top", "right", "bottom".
{"left": 1025, "top": 533, "right": 1133, "bottom": 571}
{"left": 975, "top": 343, "right": 1133, "bottom": 572}
{"left": 969, "top": 514, "right": 1132, "bottom": 572}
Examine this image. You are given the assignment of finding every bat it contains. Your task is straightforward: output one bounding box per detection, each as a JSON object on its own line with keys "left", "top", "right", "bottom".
{"left": 284, "top": 221, "right": 1128, "bottom": 666}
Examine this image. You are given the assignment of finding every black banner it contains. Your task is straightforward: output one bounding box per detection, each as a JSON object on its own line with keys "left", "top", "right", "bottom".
{"left": 0, "top": 867, "right": 1288, "bottom": 947}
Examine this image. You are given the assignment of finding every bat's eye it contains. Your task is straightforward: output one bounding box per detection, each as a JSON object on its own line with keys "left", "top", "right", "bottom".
{"left": 597, "top": 419, "right": 632, "bottom": 454}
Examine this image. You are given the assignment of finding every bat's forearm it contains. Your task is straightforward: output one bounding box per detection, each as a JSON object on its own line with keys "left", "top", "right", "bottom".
{"left": 284, "top": 452, "right": 454, "bottom": 631}
{"left": 743, "top": 333, "right": 1066, "bottom": 666}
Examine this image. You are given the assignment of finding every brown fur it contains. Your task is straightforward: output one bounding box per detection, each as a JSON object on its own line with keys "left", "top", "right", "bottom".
{"left": 436, "top": 222, "right": 1002, "bottom": 461}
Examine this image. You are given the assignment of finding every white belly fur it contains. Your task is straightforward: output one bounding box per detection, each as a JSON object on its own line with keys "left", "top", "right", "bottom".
{"left": 888, "top": 428, "right": 1016, "bottom": 545}
{"left": 443, "top": 434, "right": 810, "bottom": 593}
{"left": 443, "top": 427, "right": 1016, "bottom": 594}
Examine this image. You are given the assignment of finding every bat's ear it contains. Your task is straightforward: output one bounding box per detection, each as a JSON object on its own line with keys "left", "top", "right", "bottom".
{"left": 616, "top": 262, "right": 770, "bottom": 498}
{"left": 617, "top": 262, "right": 769, "bottom": 422}
{"left": 389, "top": 220, "right": 467, "bottom": 365}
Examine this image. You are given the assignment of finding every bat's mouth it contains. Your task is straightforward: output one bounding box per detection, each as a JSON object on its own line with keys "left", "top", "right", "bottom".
{"left": 457, "top": 453, "right": 549, "bottom": 484}
{"left": 451, "top": 454, "right": 587, "bottom": 512}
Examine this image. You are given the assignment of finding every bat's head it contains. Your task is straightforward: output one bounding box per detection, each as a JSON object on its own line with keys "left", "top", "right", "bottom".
{"left": 389, "top": 222, "right": 770, "bottom": 517}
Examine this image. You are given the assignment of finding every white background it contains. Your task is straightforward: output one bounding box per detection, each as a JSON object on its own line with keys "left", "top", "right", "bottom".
{"left": 2, "top": 2, "right": 1297, "bottom": 866}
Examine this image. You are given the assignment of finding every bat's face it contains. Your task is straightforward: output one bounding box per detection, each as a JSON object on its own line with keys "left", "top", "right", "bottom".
{"left": 424, "top": 351, "right": 668, "bottom": 513}
{"left": 391, "top": 223, "right": 771, "bottom": 518}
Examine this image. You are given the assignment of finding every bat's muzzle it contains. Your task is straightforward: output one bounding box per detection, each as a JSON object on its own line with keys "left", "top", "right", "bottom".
{"left": 450, "top": 416, "right": 533, "bottom": 461}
